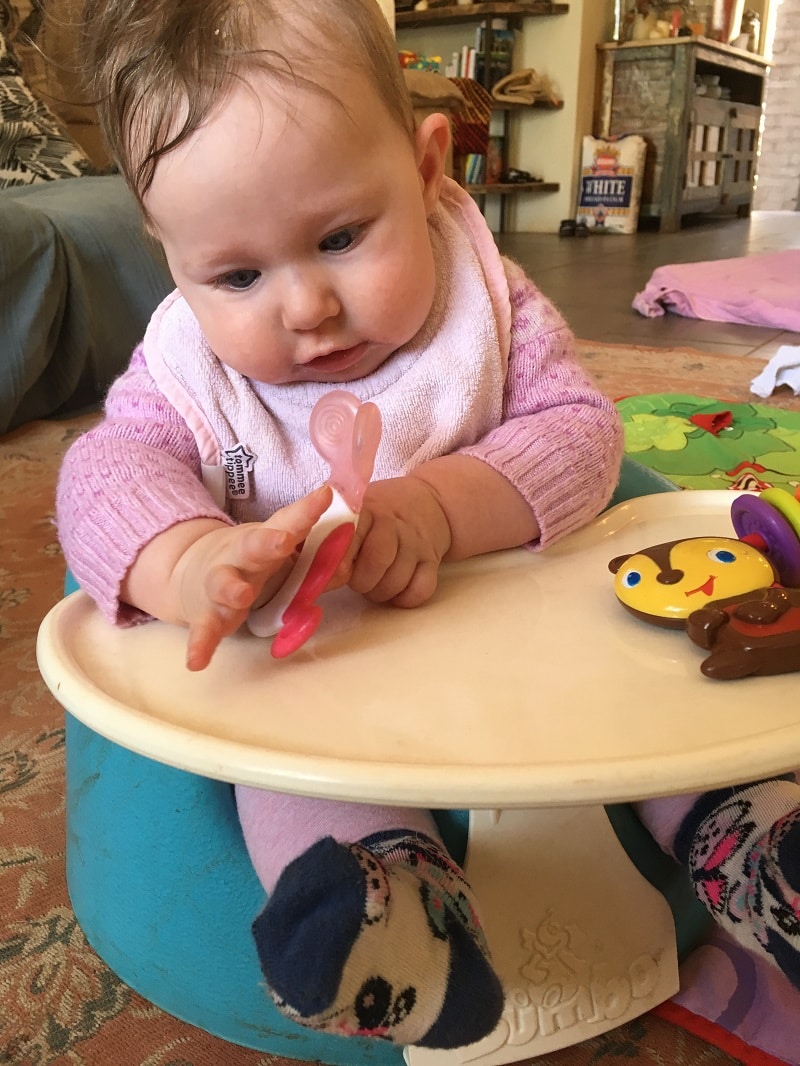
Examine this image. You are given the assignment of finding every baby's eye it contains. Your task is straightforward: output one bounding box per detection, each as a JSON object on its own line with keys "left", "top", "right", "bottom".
{"left": 621, "top": 569, "right": 642, "bottom": 589}
{"left": 319, "top": 226, "right": 361, "bottom": 253}
{"left": 218, "top": 269, "right": 260, "bottom": 291}
{"left": 708, "top": 548, "right": 736, "bottom": 564}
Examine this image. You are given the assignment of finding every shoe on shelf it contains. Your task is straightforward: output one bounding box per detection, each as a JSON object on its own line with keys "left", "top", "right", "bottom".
{"left": 575, "top": 221, "right": 590, "bottom": 237}
{"left": 502, "top": 168, "right": 541, "bottom": 184}
{"left": 558, "top": 219, "right": 576, "bottom": 237}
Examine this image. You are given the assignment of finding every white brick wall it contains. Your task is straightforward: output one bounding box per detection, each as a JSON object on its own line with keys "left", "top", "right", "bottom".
{"left": 754, "top": 0, "right": 800, "bottom": 210}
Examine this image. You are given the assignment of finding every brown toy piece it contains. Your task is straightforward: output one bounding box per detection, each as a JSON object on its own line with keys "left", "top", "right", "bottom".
{"left": 686, "top": 586, "right": 800, "bottom": 680}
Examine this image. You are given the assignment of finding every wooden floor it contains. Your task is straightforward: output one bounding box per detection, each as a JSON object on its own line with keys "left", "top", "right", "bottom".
{"left": 496, "top": 210, "right": 800, "bottom": 360}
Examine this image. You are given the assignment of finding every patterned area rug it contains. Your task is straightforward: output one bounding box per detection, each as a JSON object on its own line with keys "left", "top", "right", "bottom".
{"left": 6, "top": 341, "right": 789, "bottom": 1066}
{"left": 577, "top": 340, "right": 800, "bottom": 411}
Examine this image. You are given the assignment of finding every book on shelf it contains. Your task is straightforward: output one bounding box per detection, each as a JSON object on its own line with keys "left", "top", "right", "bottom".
{"left": 475, "top": 20, "right": 514, "bottom": 90}
{"left": 464, "top": 153, "right": 486, "bottom": 185}
{"left": 485, "top": 136, "right": 504, "bottom": 184}
{"left": 445, "top": 46, "right": 477, "bottom": 79}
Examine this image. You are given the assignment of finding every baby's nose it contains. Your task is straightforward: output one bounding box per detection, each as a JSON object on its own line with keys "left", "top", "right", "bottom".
{"left": 279, "top": 268, "right": 340, "bottom": 332}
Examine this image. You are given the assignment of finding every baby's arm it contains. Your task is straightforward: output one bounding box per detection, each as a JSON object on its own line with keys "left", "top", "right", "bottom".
{"left": 56, "top": 346, "right": 330, "bottom": 668}
{"left": 345, "top": 457, "right": 537, "bottom": 607}
{"left": 456, "top": 257, "right": 624, "bottom": 549}
{"left": 56, "top": 345, "right": 231, "bottom": 623}
{"left": 343, "top": 260, "right": 623, "bottom": 606}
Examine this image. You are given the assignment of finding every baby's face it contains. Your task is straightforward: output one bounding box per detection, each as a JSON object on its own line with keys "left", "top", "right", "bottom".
{"left": 144, "top": 66, "right": 445, "bottom": 385}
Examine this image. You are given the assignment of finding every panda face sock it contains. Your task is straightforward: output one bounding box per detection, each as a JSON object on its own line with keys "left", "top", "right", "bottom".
{"left": 251, "top": 831, "right": 504, "bottom": 1048}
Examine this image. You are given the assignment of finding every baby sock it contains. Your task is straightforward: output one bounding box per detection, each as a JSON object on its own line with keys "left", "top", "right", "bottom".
{"left": 251, "top": 829, "right": 504, "bottom": 1048}
{"left": 651, "top": 777, "right": 800, "bottom": 988}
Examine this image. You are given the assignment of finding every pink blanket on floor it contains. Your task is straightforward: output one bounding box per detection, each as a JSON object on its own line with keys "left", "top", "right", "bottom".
{"left": 672, "top": 927, "right": 800, "bottom": 1065}
{"left": 632, "top": 250, "right": 800, "bottom": 331}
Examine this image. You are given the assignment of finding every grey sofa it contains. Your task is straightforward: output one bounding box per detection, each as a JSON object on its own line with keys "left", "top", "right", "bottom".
{"left": 0, "top": 176, "right": 172, "bottom": 433}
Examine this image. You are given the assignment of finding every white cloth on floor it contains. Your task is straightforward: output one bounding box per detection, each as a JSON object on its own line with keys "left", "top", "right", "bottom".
{"left": 750, "top": 345, "right": 800, "bottom": 399}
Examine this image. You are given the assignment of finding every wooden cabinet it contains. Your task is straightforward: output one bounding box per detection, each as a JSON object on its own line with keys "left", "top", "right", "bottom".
{"left": 595, "top": 38, "right": 769, "bottom": 232}
{"left": 396, "top": 2, "right": 568, "bottom": 232}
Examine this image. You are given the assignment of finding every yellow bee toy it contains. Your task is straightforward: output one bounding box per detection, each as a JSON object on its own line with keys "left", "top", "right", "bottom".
{"left": 609, "top": 487, "right": 800, "bottom": 679}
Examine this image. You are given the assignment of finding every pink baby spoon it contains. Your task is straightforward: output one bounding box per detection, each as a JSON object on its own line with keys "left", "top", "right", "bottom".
{"left": 247, "top": 390, "right": 382, "bottom": 657}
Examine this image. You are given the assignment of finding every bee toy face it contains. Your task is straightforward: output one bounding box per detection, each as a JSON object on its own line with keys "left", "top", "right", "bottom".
{"left": 608, "top": 536, "right": 777, "bottom": 628}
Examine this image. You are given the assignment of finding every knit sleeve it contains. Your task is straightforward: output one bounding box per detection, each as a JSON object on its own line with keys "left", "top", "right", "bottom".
{"left": 56, "top": 345, "right": 234, "bottom": 625}
{"left": 458, "top": 257, "right": 624, "bottom": 549}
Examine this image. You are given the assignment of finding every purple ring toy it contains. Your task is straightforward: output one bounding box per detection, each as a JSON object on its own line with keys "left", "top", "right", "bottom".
{"left": 731, "top": 494, "right": 800, "bottom": 587}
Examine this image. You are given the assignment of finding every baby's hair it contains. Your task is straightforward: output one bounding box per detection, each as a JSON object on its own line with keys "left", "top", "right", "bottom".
{"left": 81, "top": 0, "right": 415, "bottom": 209}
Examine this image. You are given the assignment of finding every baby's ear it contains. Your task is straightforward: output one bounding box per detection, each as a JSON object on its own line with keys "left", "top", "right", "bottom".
{"left": 414, "top": 112, "right": 451, "bottom": 215}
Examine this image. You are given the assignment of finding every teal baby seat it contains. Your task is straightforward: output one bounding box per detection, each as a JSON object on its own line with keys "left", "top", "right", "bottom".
{"left": 62, "top": 457, "right": 709, "bottom": 1064}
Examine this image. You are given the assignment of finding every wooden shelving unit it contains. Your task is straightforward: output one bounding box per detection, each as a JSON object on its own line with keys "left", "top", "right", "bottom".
{"left": 595, "top": 38, "right": 768, "bottom": 232}
{"left": 492, "top": 97, "right": 563, "bottom": 112}
{"left": 396, "top": 3, "right": 569, "bottom": 30}
{"left": 466, "top": 180, "right": 559, "bottom": 194}
{"left": 396, "top": 1, "right": 568, "bottom": 231}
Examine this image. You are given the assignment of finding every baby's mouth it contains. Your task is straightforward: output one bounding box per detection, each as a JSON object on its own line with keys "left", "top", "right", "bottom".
{"left": 304, "top": 342, "right": 368, "bottom": 374}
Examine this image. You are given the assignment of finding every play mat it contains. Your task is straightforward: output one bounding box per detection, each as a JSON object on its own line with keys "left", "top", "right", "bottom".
{"left": 617, "top": 392, "right": 800, "bottom": 494}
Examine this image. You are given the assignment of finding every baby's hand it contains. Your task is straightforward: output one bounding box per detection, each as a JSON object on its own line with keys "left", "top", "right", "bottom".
{"left": 174, "top": 486, "right": 332, "bottom": 670}
{"left": 339, "top": 475, "right": 452, "bottom": 608}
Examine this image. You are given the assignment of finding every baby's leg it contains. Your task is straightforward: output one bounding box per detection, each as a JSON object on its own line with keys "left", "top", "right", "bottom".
{"left": 235, "top": 787, "right": 503, "bottom": 1048}
{"left": 635, "top": 773, "right": 800, "bottom": 988}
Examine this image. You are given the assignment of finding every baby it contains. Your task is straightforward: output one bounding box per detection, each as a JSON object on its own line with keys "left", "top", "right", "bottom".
{"left": 58, "top": 0, "right": 798, "bottom": 1051}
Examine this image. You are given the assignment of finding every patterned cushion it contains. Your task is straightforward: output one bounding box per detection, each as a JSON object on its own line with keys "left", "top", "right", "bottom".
{"left": 4, "top": 0, "right": 93, "bottom": 122}
{"left": 0, "top": 1, "right": 93, "bottom": 186}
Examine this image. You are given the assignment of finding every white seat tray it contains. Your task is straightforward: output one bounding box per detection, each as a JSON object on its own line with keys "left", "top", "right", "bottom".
{"left": 37, "top": 491, "right": 800, "bottom": 808}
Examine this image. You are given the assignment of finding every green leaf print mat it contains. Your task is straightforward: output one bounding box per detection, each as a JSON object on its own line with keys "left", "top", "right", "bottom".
{"left": 617, "top": 393, "right": 800, "bottom": 493}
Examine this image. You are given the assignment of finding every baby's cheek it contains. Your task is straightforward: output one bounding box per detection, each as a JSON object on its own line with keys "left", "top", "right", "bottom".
{"left": 373, "top": 244, "right": 435, "bottom": 334}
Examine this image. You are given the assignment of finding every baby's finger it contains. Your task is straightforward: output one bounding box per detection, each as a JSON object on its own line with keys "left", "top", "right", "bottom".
{"left": 238, "top": 486, "right": 333, "bottom": 572}
{"left": 236, "top": 526, "right": 297, "bottom": 573}
{"left": 267, "top": 485, "right": 332, "bottom": 540}
{"left": 360, "top": 550, "right": 417, "bottom": 603}
{"left": 205, "top": 564, "right": 259, "bottom": 612}
{"left": 388, "top": 560, "right": 439, "bottom": 609}
{"left": 334, "top": 509, "right": 373, "bottom": 585}
{"left": 186, "top": 613, "right": 227, "bottom": 672}
{"left": 348, "top": 521, "right": 399, "bottom": 595}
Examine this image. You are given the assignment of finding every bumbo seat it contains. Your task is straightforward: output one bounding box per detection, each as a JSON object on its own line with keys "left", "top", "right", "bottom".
{"left": 42, "top": 460, "right": 758, "bottom": 1065}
